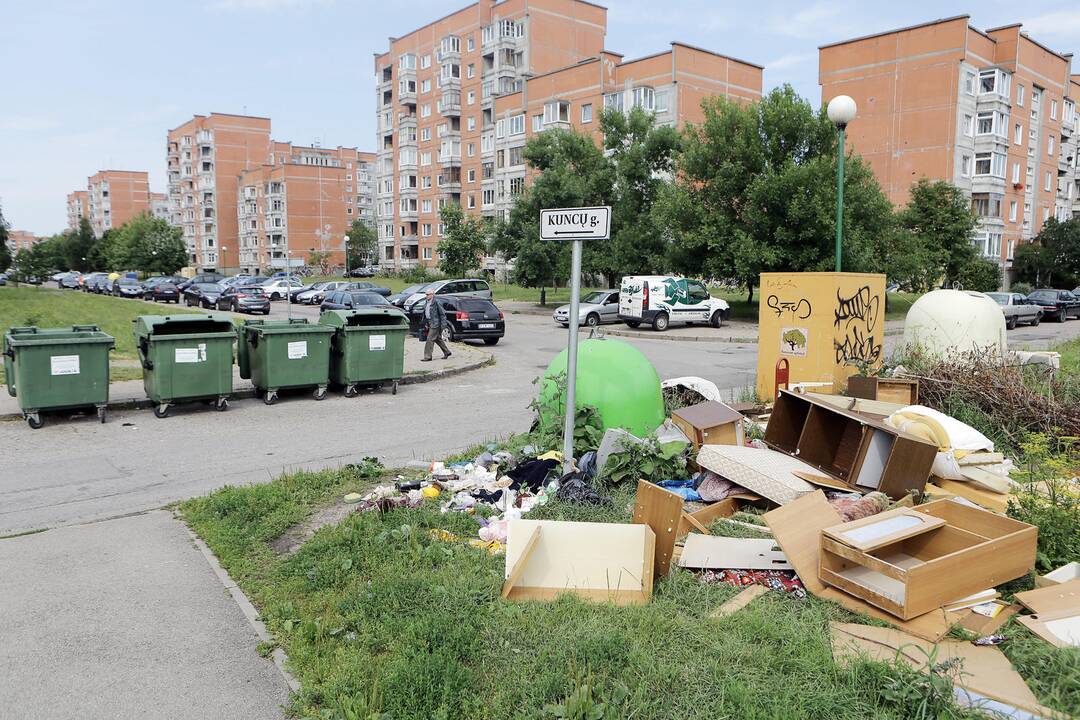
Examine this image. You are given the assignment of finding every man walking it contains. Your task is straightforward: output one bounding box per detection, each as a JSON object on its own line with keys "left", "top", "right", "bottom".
{"left": 421, "top": 289, "right": 452, "bottom": 361}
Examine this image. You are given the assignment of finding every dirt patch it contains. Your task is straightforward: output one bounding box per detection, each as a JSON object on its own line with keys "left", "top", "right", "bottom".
{"left": 270, "top": 501, "right": 358, "bottom": 556}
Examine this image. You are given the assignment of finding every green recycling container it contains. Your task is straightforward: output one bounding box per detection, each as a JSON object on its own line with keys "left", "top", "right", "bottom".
{"left": 237, "top": 318, "right": 335, "bottom": 404}
{"left": 320, "top": 308, "right": 408, "bottom": 396}
{"left": 134, "top": 314, "right": 236, "bottom": 418}
{"left": 2, "top": 325, "right": 115, "bottom": 429}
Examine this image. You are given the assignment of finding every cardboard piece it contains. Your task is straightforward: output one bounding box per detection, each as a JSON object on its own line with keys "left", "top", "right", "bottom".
{"left": 957, "top": 601, "right": 1021, "bottom": 637}
{"left": 1014, "top": 576, "right": 1080, "bottom": 646}
{"left": 711, "top": 584, "right": 769, "bottom": 618}
{"left": 695, "top": 444, "right": 817, "bottom": 506}
{"left": 671, "top": 400, "right": 745, "bottom": 450}
{"left": 503, "top": 519, "right": 655, "bottom": 605}
{"left": 846, "top": 376, "right": 919, "bottom": 405}
{"left": 678, "top": 535, "right": 792, "bottom": 571}
{"left": 819, "top": 498, "right": 1037, "bottom": 620}
{"left": 829, "top": 622, "right": 1058, "bottom": 719}
{"left": 631, "top": 480, "right": 687, "bottom": 578}
{"left": 764, "top": 491, "right": 959, "bottom": 642}
{"left": 1035, "top": 561, "right": 1080, "bottom": 588}
{"left": 764, "top": 390, "right": 937, "bottom": 499}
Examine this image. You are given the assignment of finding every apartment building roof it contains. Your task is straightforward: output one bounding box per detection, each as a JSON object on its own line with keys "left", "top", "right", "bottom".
{"left": 167, "top": 112, "right": 271, "bottom": 133}
{"left": 818, "top": 14, "right": 970, "bottom": 50}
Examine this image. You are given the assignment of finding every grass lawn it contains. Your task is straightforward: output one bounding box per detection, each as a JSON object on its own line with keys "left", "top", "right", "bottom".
{"left": 182, "top": 464, "right": 1078, "bottom": 719}
{"left": 1058, "top": 336, "right": 1080, "bottom": 376}
{"left": 0, "top": 285, "right": 202, "bottom": 383}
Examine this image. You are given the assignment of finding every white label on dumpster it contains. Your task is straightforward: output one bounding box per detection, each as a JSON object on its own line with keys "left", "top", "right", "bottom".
{"left": 287, "top": 341, "right": 308, "bottom": 359}
{"left": 175, "top": 348, "right": 201, "bottom": 363}
{"left": 50, "top": 355, "right": 80, "bottom": 376}
{"left": 369, "top": 334, "right": 386, "bottom": 351}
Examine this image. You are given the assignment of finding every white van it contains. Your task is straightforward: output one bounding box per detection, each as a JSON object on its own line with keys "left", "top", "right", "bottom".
{"left": 618, "top": 276, "right": 731, "bottom": 331}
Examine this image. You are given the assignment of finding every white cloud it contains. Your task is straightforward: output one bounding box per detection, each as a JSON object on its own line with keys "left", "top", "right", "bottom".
{"left": 768, "top": 0, "right": 866, "bottom": 41}
{"left": 1023, "top": 9, "right": 1080, "bottom": 37}
{"left": 767, "top": 52, "right": 816, "bottom": 71}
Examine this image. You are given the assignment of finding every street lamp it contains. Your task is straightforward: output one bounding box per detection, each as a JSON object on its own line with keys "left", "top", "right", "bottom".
{"left": 827, "top": 94, "right": 857, "bottom": 273}
{"left": 343, "top": 234, "right": 350, "bottom": 277}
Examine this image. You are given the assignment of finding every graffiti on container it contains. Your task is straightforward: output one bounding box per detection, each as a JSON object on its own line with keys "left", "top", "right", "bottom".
{"left": 833, "top": 286, "right": 882, "bottom": 366}
{"left": 767, "top": 294, "right": 812, "bottom": 319}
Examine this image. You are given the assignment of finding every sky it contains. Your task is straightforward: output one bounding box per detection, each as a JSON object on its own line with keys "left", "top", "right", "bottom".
{"left": 3, "top": 0, "right": 1080, "bottom": 235}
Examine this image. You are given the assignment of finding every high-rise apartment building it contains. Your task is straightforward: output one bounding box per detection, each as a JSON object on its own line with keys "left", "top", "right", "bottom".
{"left": 87, "top": 170, "right": 151, "bottom": 237}
{"left": 167, "top": 113, "right": 273, "bottom": 271}
{"left": 820, "top": 16, "right": 1079, "bottom": 274}
{"left": 373, "top": 0, "right": 763, "bottom": 271}
{"left": 66, "top": 190, "right": 89, "bottom": 230}
{"left": 167, "top": 113, "right": 375, "bottom": 273}
{"left": 150, "top": 192, "right": 170, "bottom": 222}
{"left": 236, "top": 143, "right": 376, "bottom": 272}
{"left": 7, "top": 230, "right": 42, "bottom": 253}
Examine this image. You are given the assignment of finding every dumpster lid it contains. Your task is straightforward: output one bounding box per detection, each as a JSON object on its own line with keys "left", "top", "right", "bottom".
{"left": 319, "top": 308, "right": 409, "bottom": 329}
{"left": 244, "top": 318, "right": 335, "bottom": 336}
{"left": 135, "top": 314, "right": 235, "bottom": 337}
{"left": 4, "top": 325, "right": 115, "bottom": 347}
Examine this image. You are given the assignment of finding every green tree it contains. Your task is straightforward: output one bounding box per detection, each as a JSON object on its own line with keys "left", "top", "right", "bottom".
{"left": 347, "top": 218, "right": 378, "bottom": 268}
{"left": 13, "top": 244, "right": 54, "bottom": 281}
{"left": 110, "top": 213, "right": 186, "bottom": 274}
{"left": 956, "top": 256, "right": 1002, "bottom": 292}
{"left": 0, "top": 204, "right": 11, "bottom": 271}
{"left": 61, "top": 217, "right": 97, "bottom": 272}
{"left": 657, "top": 85, "right": 893, "bottom": 300}
{"left": 895, "top": 179, "right": 979, "bottom": 288}
{"left": 1013, "top": 218, "right": 1080, "bottom": 288}
{"left": 438, "top": 203, "right": 488, "bottom": 277}
{"left": 87, "top": 228, "right": 117, "bottom": 271}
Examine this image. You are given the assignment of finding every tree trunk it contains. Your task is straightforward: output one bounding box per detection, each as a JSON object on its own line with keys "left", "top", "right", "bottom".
{"left": 746, "top": 282, "right": 754, "bottom": 303}
{"left": 540, "top": 286, "right": 547, "bottom": 306}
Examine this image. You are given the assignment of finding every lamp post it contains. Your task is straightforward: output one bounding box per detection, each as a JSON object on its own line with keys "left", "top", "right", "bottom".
{"left": 343, "top": 234, "right": 351, "bottom": 277}
{"left": 827, "top": 95, "right": 857, "bottom": 273}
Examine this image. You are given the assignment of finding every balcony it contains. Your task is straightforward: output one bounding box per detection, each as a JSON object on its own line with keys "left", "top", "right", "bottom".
{"left": 441, "top": 91, "right": 461, "bottom": 117}
{"left": 400, "top": 234, "right": 419, "bottom": 246}
{"left": 398, "top": 153, "right": 418, "bottom": 172}
{"left": 398, "top": 114, "right": 416, "bottom": 132}
{"left": 482, "top": 20, "right": 524, "bottom": 52}
{"left": 399, "top": 205, "right": 419, "bottom": 222}
{"left": 438, "top": 170, "right": 462, "bottom": 193}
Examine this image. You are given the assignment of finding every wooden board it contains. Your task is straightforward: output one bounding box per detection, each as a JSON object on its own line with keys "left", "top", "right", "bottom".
{"left": 631, "top": 480, "right": 685, "bottom": 578}
{"left": 957, "top": 466, "right": 1012, "bottom": 494}
{"left": 503, "top": 519, "right": 655, "bottom": 605}
{"left": 822, "top": 508, "right": 945, "bottom": 552}
{"left": 711, "top": 585, "right": 769, "bottom": 619}
{"left": 793, "top": 470, "right": 852, "bottom": 492}
{"left": 678, "top": 535, "right": 792, "bottom": 571}
{"left": 1014, "top": 579, "right": 1080, "bottom": 616}
{"left": 1017, "top": 613, "right": 1080, "bottom": 648}
{"left": 925, "top": 479, "right": 1010, "bottom": 514}
{"left": 1036, "top": 562, "right": 1080, "bottom": 588}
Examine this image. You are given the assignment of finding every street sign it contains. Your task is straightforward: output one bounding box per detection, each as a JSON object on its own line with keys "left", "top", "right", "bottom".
{"left": 540, "top": 206, "right": 610, "bottom": 241}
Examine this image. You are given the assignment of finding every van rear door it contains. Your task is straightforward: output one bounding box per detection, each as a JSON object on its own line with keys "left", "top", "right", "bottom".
{"left": 619, "top": 279, "right": 644, "bottom": 318}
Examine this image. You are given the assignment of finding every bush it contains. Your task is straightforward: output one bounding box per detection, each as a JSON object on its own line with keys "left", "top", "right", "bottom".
{"left": 955, "top": 257, "right": 1001, "bottom": 292}
{"left": 1011, "top": 282, "right": 1034, "bottom": 297}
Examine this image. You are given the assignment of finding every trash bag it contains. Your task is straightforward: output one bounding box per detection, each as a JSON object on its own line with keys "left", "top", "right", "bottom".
{"left": 555, "top": 471, "right": 612, "bottom": 506}
{"left": 578, "top": 451, "right": 598, "bottom": 479}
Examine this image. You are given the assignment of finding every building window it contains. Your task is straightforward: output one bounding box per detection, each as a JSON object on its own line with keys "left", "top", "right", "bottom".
{"left": 421, "top": 151, "right": 431, "bottom": 166}
{"left": 631, "top": 86, "right": 655, "bottom": 110}
{"left": 544, "top": 101, "right": 570, "bottom": 124}
{"left": 423, "top": 247, "right": 432, "bottom": 260}
{"left": 468, "top": 194, "right": 476, "bottom": 209}
{"left": 420, "top": 104, "right": 431, "bottom": 118}
{"left": 467, "top": 142, "right": 475, "bottom": 157}
{"left": 1016, "top": 84, "right": 1025, "bottom": 107}
{"left": 971, "top": 195, "right": 1001, "bottom": 218}
{"left": 509, "top": 177, "right": 525, "bottom": 196}
{"left": 399, "top": 54, "right": 417, "bottom": 70}
{"left": 467, "top": 63, "right": 475, "bottom": 79}
{"left": 482, "top": 189, "right": 495, "bottom": 205}
{"left": 467, "top": 36, "right": 474, "bottom": 52}
{"left": 420, "top": 54, "right": 430, "bottom": 69}
{"left": 974, "top": 151, "right": 1005, "bottom": 177}
{"left": 532, "top": 114, "right": 543, "bottom": 132}
{"left": 963, "top": 114, "right": 973, "bottom": 137}
{"left": 604, "top": 92, "right": 623, "bottom": 111}
{"left": 1012, "top": 162, "right": 1020, "bottom": 183}
{"left": 1051, "top": 99, "right": 1058, "bottom": 120}
{"left": 964, "top": 71, "right": 976, "bottom": 95}
{"left": 509, "top": 114, "right": 525, "bottom": 135}
{"left": 467, "top": 117, "right": 476, "bottom": 131}
{"left": 1048, "top": 135, "right": 1055, "bottom": 156}
{"left": 421, "top": 223, "right": 432, "bottom": 237}
{"left": 467, "top": 91, "right": 475, "bottom": 105}
{"left": 421, "top": 79, "right": 431, "bottom": 93}
{"left": 1009, "top": 201, "right": 1018, "bottom": 222}
{"left": 581, "top": 103, "right": 593, "bottom": 123}
{"left": 961, "top": 154, "right": 972, "bottom": 177}
{"left": 1045, "top": 171, "right": 1052, "bottom": 191}
{"left": 422, "top": 175, "right": 432, "bottom": 189}
{"left": 655, "top": 91, "right": 669, "bottom": 112}
{"left": 468, "top": 169, "right": 476, "bottom": 183}
{"left": 421, "top": 127, "right": 431, "bottom": 142}
{"left": 1043, "top": 206, "right": 1050, "bottom": 221}
{"left": 1014, "top": 123, "right": 1022, "bottom": 145}
{"left": 979, "top": 68, "right": 1010, "bottom": 98}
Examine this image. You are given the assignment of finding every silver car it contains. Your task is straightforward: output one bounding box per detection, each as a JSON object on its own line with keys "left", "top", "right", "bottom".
{"left": 401, "top": 278, "right": 493, "bottom": 312}
{"left": 553, "top": 290, "right": 621, "bottom": 328}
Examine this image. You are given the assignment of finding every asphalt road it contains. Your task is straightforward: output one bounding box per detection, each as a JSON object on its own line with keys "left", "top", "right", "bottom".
{"left": 3, "top": 305, "right": 1079, "bottom": 535}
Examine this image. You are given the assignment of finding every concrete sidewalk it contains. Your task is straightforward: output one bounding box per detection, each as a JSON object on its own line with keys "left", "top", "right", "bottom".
{"left": 0, "top": 510, "right": 290, "bottom": 719}
{"left": 0, "top": 339, "right": 492, "bottom": 421}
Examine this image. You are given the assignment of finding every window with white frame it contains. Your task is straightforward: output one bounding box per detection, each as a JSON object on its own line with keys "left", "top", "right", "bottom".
{"left": 399, "top": 54, "right": 416, "bottom": 70}
{"left": 467, "top": 117, "right": 476, "bottom": 131}
{"left": 1016, "top": 84, "right": 1025, "bottom": 106}
{"left": 467, "top": 36, "right": 474, "bottom": 52}
{"left": 421, "top": 151, "right": 431, "bottom": 166}
{"left": 508, "top": 114, "right": 524, "bottom": 135}
{"left": 421, "top": 223, "right": 432, "bottom": 237}
{"left": 482, "top": 189, "right": 495, "bottom": 205}
{"left": 438, "top": 223, "right": 445, "bottom": 236}
{"left": 979, "top": 68, "right": 1010, "bottom": 98}
{"left": 421, "top": 79, "right": 431, "bottom": 93}
{"left": 632, "top": 86, "right": 655, "bottom": 110}
{"left": 974, "top": 152, "right": 1005, "bottom": 177}
{"left": 467, "top": 63, "right": 474, "bottom": 79}
{"left": 420, "top": 104, "right": 431, "bottom": 118}
{"left": 961, "top": 154, "right": 972, "bottom": 177}
{"left": 1051, "top": 99, "right": 1058, "bottom": 120}
{"left": 532, "top": 114, "right": 543, "bottom": 132}
{"left": 1046, "top": 171, "right": 1052, "bottom": 191}
{"left": 468, "top": 169, "right": 476, "bottom": 183}
{"left": 467, "top": 91, "right": 475, "bottom": 105}
{"left": 421, "top": 127, "right": 431, "bottom": 142}
{"left": 1009, "top": 201, "right": 1018, "bottom": 222}
{"left": 1048, "top": 135, "right": 1055, "bottom": 156}
{"left": 544, "top": 101, "right": 569, "bottom": 124}
{"left": 604, "top": 92, "right": 623, "bottom": 111}
{"left": 655, "top": 91, "right": 669, "bottom": 112}
{"left": 581, "top": 103, "right": 593, "bottom": 123}
{"left": 1014, "top": 123, "right": 1022, "bottom": 145}
{"left": 467, "top": 194, "right": 476, "bottom": 209}
{"left": 422, "top": 199, "right": 432, "bottom": 213}
{"left": 421, "top": 175, "right": 431, "bottom": 189}
{"left": 1043, "top": 206, "right": 1050, "bottom": 221}
{"left": 1012, "top": 162, "right": 1020, "bottom": 183}
{"left": 509, "top": 177, "right": 524, "bottom": 196}
{"left": 963, "top": 114, "right": 974, "bottom": 137}
{"left": 971, "top": 195, "right": 1001, "bottom": 218}
{"left": 420, "top": 55, "right": 430, "bottom": 69}
{"left": 467, "top": 142, "right": 474, "bottom": 157}
{"left": 423, "top": 247, "right": 432, "bottom": 260}
{"left": 481, "top": 134, "right": 494, "bottom": 153}
{"left": 964, "top": 71, "right": 976, "bottom": 95}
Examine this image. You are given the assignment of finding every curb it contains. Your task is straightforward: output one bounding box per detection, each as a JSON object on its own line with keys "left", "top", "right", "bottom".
{"left": 586, "top": 325, "right": 759, "bottom": 344}
{"left": 0, "top": 353, "right": 495, "bottom": 422}
{"left": 179, "top": 512, "right": 302, "bottom": 695}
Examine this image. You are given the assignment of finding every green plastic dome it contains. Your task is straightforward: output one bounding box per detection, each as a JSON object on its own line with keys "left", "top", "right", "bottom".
{"left": 540, "top": 338, "right": 665, "bottom": 438}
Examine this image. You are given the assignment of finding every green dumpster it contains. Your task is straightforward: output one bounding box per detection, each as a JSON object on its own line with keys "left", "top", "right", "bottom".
{"left": 320, "top": 308, "right": 408, "bottom": 396}
{"left": 2, "top": 325, "right": 115, "bottom": 429}
{"left": 237, "top": 318, "right": 335, "bottom": 404}
{"left": 134, "top": 314, "right": 236, "bottom": 418}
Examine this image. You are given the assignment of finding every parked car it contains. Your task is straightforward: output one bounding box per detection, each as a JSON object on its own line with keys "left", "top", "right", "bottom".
{"left": 409, "top": 296, "right": 504, "bottom": 345}
{"left": 141, "top": 276, "right": 183, "bottom": 298}
{"left": 618, "top": 275, "right": 731, "bottom": 331}
{"left": 348, "top": 266, "right": 376, "bottom": 278}
{"left": 292, "top": 281, "right": 334, "bottom": 304}
{"left": 388, "top": 283, "right": 428, "bottom": 308}
{"left": 985, "top": 292, "right": 1042, "bottom": 329}
{"left": 1026, "top": 289, "right": 1080, "bottom": 323}
{"left": 80, "top": 272, "right": 106, "bottom": 292}
{"left": 176, "top": 273, "right": 226, "bottom": 292}
{"left": 57, "top": 272, "right": 82, "bottom": 289}
{"left": 146, "top": 282, "right": 181, "bottom": 303}
{"left": 553, "top": 289, "right": 621, "bottom": 328}
{"left": 261, "top": 278, "right": 305, "bottom": 300}
{"left": 88, "top": 274, "right": 112, "bottom": 293}
{"left": 216, "top": 285, "right": 270, "bottom": 314}
{"left": 320, "top": 290, "right": 394, "bottom": 312}
{"left": 0, "top": 274, "right": 6, "bottom": 286}
{"left": 401, "top": 278, "right": 493, "bottom": 313}
{"left": 51, "top": 271, "right": 70, "bottom": 282}
{"left": 349, "top": 281, "right": 391, "bottom": 297}
{"left": 183, "top": 282, "right": 226, "bottom": 308}
{"left": 110, "top": 278, "right": 145, "bottom": 298}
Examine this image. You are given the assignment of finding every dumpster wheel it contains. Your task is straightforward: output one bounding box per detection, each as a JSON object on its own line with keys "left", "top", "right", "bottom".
{"left": 343, "top": 384, "right": 358, "bottom": 398}
{"left": 215, "top": 397, "right": 229, "bottom": 412}
{"left": 26, "top": 412, "right": 43, "bottom": 430}
{"left": 313, "top": 386, "right": 328, "bottom": 401}
{"left": 264, "top": 390, "right": 279, "bottom": 405}
{"left": 154, "top": 403, "right": 170, "bottom": 419}
{"left": 97, "top": 405, "right": 107, "bottom": 424}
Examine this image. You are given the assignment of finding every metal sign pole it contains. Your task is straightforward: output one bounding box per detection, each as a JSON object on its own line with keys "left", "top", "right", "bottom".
{"left": 561, "top": 238, "right": 583, "bottom": 473}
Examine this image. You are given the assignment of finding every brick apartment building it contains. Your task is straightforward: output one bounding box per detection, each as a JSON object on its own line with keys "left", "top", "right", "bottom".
{"left": 820, "top": 16, "right": 1080, "bottom": 276}
{"left": 150, "top": 192, "right": 170, "bottom": 222}
{"left": 373, "top": 0, "right": 763, "bottom": 271}
{"left": 66, "top": 190, "right": 89, "bottom": 230}
{"left": 86, "top": 170, "right": 152, "bottom": 237}
{"left": 167, "top": 113, "right": 375, "bottom": 273}
{"left": 7, "top": 230, "right": 42, "bottom": 254}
